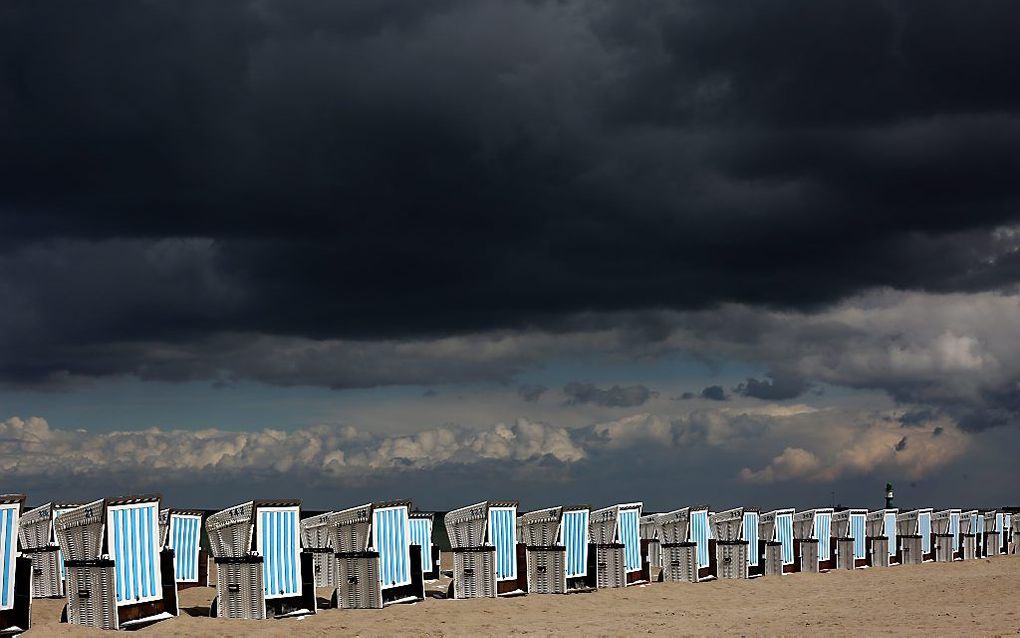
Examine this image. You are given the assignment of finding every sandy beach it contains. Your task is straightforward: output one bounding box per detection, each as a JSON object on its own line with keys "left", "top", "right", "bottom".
{"left": 23, "top": 554, "right": 1020, "bottom": 636}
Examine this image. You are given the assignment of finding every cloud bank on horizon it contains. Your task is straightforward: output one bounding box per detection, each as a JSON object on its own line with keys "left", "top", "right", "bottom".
{"left": 2, "top": 0, "right": 1019, "bottom": 507}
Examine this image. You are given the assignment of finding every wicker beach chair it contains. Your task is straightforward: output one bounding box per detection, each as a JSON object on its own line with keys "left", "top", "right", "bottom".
{"left": 931, "top": 509, "right": 961, "bottom": 562}
{"left": 0, "top": 495, "right": 31, "bottom": 635}
{"left": 792, "top": 508, "right": 833, "bottom": 572}
{"left": 54, "top": 496, "right": 178, "bottom": 631}
{"left": 445, "top": 501, "right": 523, "bottom": 599}
{"left": 864, "top": 509, "right": 897, "bottom": 567}
{"left": 327, "top": 501, "right": 425, "bottom": 609}
{"left": 589, "top": 503, "right": 647, "bottom": 588}
{"left": 709, "top": 507, "right": 748, "bottom": 579}
{"left": 757, "top": 509, "right": 795, "bottom": 576}
{"left": 205, "top": 500, "right": 315, "bottom": 620}
{"left": 830, "top": 509, "right": 867, "bottom": 570}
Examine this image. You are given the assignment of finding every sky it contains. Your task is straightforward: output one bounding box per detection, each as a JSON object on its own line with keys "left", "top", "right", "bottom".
{"left": 3, "top": 0, "right": 1020, "bottom": 512}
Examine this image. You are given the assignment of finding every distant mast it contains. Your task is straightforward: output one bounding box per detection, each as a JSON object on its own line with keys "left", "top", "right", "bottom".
{"left": 885, "top": 482, "right": 894, "bottom": 509}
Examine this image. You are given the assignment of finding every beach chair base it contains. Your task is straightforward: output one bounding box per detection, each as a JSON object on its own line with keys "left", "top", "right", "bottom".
{"left": 835, "top": 538, "right": 856, "bottom": 570}
{"left": 661, "top": 542, "right": 698, "bottom": 582}
{"left": 213, "top": 556, "right": 267, "bottom": 620}
{"left": 590, "top": 543, "right": 626, "bottom": 588}
{"left": 335, "top": 551, "right": 382, "bottom": 609}
{"left": 525, "top": 546, "right": 566, "bottom": 594}
{"left": 714, "top": 540, "right": 748, "bottom": 579}
{"left": 644, "top": 539, "right": 660, "bottom": 574}
{"left": 307, "top": 549, "right": 336, "bottom": 590}
{"left": 452, "top": 547, "right": 496, "bottom": 599}
{"left": 795, "top": 539, "right": 819, "bottom": 573}
{"left": 867, "top": 536, "right": 889, "bottom": 567}
{"left": 762, "top": 542, "right": 783, "bottom": 576}
{"left": 898, "top": 535, "right": 923, "bottom": 565}
{"left": 984, "top": 532, "right": 1000, "bottom": 557}
{"left": 24, "top": 547, "right": 63, "bottom": 598}
{"left": 933, "top": 534, "right": 954, "bottom": 562}
{"left": 64, "top": 560, "right": 118, "bottom": 630}
{"left": 960, "top": 534, "right": 977, "bottom": 560}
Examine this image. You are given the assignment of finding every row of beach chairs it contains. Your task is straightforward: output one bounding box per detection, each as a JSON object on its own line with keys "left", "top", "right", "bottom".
{"left": 0, "top": 494, "right": 1016, "bottom": 633}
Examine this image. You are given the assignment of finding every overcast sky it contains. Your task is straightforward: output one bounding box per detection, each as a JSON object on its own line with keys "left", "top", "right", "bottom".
{"left": 3, "top": 0, "right": 1020, "bottom": 511}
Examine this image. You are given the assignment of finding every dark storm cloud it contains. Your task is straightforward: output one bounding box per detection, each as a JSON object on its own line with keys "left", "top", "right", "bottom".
{"left": 733, "top": 371, "right": 811, "bottom": 401}
{"left": 563, "top": 383, "right": 655, "bottom": 408}
{"left": 3, "top": 1, "right": 1020, "bottom": 387}
{"left": 900, "top": 409, "right": 938, "bottom": 427}
{"left": 700, "top": 385, "right": 728, "bottom": 401}
{"left": 518, "top": 384, "right": 549, "bottom": 402}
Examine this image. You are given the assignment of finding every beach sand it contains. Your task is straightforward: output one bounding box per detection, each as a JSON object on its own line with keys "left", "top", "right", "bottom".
{"left": 25, "top": 554, "right": 1020, "bottom": 636}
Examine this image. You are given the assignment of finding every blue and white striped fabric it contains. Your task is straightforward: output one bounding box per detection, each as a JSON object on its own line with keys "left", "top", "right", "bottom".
{"left": 373, "top": 506, "right": 412, "bottom": 588}
{"left": 488, "top": 507, "right": 517, "bottom": 581}
{"left": 690, "top": 510, "right": 710, "bottom": 568}
{"left": 919, "top": 511, "right": 931, "bottom": 554}
{"left": 850, "top": 513, "right": 867, "bottom": 559}
{"left": 54, "top": 507, "right": 73, "bottom": 580}
{"left": 885, "top": 512, "right": 897, "bottom": 556}
{"left": 257, "top": 506, "right": 301, "bottom": 599}
{"left": 815, "top": 511, "right": 832, "bottom": 559}
{"left": 950, "top": 512, "right": 960, "bottom": 551}
{"left": 169, "top": 514, "right": 202, "bottom": 583}
{"left": 0, "top": 504, "right": 18, "bottom": 612}
{"left": 561, "top": 510, "right": 589, "bottom": 578}
{"left": 743, "top": 512, "right": 759, "bottom": 566}
{"left": 777, "top": 513, "right": 794, "bottom": 564}
{"left": 617, "top": 507, "right": 641, "bottom": 572}
{"left": 407, "top": 517, "right": 433, "bottom": 574}
{"left": 996, "top": 513, "right": 1005, "bottom": 537}
{"left": 107, "top": 502, "right": 162, "bottom": 606}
